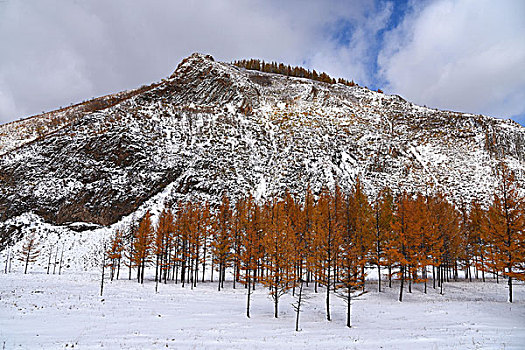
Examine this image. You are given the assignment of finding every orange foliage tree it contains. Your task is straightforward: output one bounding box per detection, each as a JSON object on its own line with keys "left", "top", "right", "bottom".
{"left": 485, "top": 165, "right": 525, "bottom": 302}
{"left": 18, "top": 232, "right": 41, "bottom": 274}
{"left": 260, "top": 199, "right": 298, "bottom": 318}
{"left": 133, "top": 211, "right": 154, "bottom": 284}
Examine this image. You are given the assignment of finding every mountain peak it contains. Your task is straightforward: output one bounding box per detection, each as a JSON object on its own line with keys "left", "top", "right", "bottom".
{"left": 170, "top": 52, "right": 216, "bottom": 78}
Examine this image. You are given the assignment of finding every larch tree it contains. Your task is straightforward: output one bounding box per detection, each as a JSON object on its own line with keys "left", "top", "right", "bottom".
{"left": 337, "top": 228, "right": 365, "bottom": 328}
{"left": 337, "top": 179, "right": 373, "bottom": 326}
{"left": 468, "top": 200, "right": 487, "bottom": 282}
{"left": 212, "top": 195, "right": 233, "bottom": 291}
{"left": 261, "top": 199, "right": 297, "bottom": 318}
{"left": 312, "top": 187, "right": 341, "bottom": 321}
{"left": 232, "top": 198, "right": 246, "bottom": 289}
{"left": 106, "top": 228, "right": 124, "bottom": 281}
{"left": 187, "top": 203, "right": 201, "bottom": 289}
{"left": 154, "top": 208, "right": 174, "bottom": 291}
{"left": 282, "top": 190, "right": 305, "bottom": 295}
{"left": 18, "top": 232, "right": 41, "bottom": 274}
{"left": 427, "top": 193, "right": 460, "bottom": 294}
{"left": 425, "top": 193, "right": 443, "bottom": 290}
{"left": 133, "top": 211, "right": 154, "bottom": 284}
{"left": 238, "top": 195, "right": 259, "bottom": 318}
{"left": 178, "top": 202, "right": 196, "bottom": 288}
{"left": 459, "top": 202, "right": 476, "bottom": 282}
{"left": 372, "top": 188, "right": 393, "bottom": 292}
{"left": 486, "top": 164, "right": 525, "bottom": 302}
{"left": 172, "top": 202, "right": 186, "bottom": 285}
{"left": 412, "top": 194, "right": 433, "bottom": 293}
{"left": 390, "top": 192, "right": 414, "bottom": 302}
{"left": 124, "top": 216, "right": 139, "bottom": 280}
{"left": 351, "top": 179, "right": 374, "bottom": 292}
{"left": 199, "top": 202, "right": 211, "bottom": 283}
{"left": 303, "top": 186, "right": 316, "bottom": 288}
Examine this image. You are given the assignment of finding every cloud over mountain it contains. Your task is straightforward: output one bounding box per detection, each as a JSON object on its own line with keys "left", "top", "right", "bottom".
{"left": 0, "top": 0, "right": 523, "bottom": 124}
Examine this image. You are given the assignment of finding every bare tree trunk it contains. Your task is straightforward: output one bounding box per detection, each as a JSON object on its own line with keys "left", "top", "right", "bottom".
{"left": 210, "top": 260, "right": 214, "bottom": 283}
{"left": 274, "top": 288, "right": 279, "bottom": 318}
{"left": 24, "top": 248, "right": 30, "bottom": 274}
{"left": 117, "top": 258, "right": 121, "bottom": 280}
{"left": 233, "top": 263, "right": 236, "bottom": 289}
{"left": 181, "top": 257, "right": 186, "bottom": 288}
{"left": 174, "top": 259, "right": 179, "bottom": 283}
{"left": 190, "top": 257, "right": 194, "bottom": 290}
{"left": 142, "top": 261, "right": 146, "bottom": 284}
{"left": 475, "top": 256, "right": 479, "bottom": 279}
{"left": 110, "top": 261, "right": 114, "bottom": 282}
{"left": 361, "top": 265, "right": 366, "bottom": 292}
{"left": 508, "top": 267, "right": 513, "bottom": 303}
{"left": 100, "top": 243, "right": 106, "bottom": 297}
{"left": 295, "top": 279, "right": 304, "bottom": 331}
{"left": 128, "top": 254, "right": 132, "bottom": 280}
{"left": 4, "top": 247, "right": 9, "bottom": 274}
{"left": 201, "top": 245, "right": 207, "bottom": 283}
{"left": 194, "top": 256, "right": 199, "bottom": 288}
{"left": 155, "top": 256, "right": 159, "bottom": 293}
{"left": 155, "top": 255, "right": 159, "bottom": 283}
{"left": 440, "top": 265, "right": 444, "bottom": 295}
{"left": 8, "top": 250, "right": 12, "bottom": 273}
{"left": 377, "top": 263, "right": 381, "bottom": 292}
{"left": 217, "top": 262, "right": 222, "bottom": 291}
{"left": 326, "top": 265, "right": 331, "bottom": 321}
{"left": 424, "top": 266, "right": 427, "bottom": 294}
{"left": 58, "top": 245, "right": 64, "bottom": 275}
{"left": 346, "top": 286, "right": 352, "bottom": 328}
{"left": 433, "top": 265, "right": 436, "bottom": 289}
{"left": 481, "top": 254, "right": 486, "bottom": 282}
{"left": 246, "top": 269, "right": 252, "bottom": 318}
{"left": 399, "top": 265, "right": 405, "bottom": 302}
{"left": 46, "top": 246, "right": 52, "bottom": 274}
{"left": 53, "top": 246, "right": 58, "bottom": 274}
{"left": 128, "top": 238, "right": 133, "bottom": 281}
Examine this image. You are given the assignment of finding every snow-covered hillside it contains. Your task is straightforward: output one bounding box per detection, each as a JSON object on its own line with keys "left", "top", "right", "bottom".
{"left": 1, "top": 53, "right": 524, "bottom": 249}
{"left": 1, "top": 53, "right": 524, "bottom": 349}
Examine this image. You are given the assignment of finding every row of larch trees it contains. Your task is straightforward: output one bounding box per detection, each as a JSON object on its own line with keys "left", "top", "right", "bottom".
{"left": 104, "top": 165, "right": 525, "bottom": 328}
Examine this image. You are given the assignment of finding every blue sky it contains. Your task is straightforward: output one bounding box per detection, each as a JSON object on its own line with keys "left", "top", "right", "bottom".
{"left": 0, "top": 0, "right": 524, "bottom": 125}
{"left": 328, "top": 0, "right": 410, "bottom": 88}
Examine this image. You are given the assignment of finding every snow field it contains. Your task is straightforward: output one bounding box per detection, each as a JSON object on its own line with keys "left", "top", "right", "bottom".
{"left": 1, "top": 271, "right": 524, "bottom": 349}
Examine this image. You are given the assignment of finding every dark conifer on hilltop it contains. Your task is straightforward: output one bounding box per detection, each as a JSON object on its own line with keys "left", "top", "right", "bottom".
{"left": 232, "top": 59, "right": 357, "bottom": 87}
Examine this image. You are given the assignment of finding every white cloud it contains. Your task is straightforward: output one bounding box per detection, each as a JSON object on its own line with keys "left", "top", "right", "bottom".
{"left": 0, "top": 0, "right": 392, "bottom": 124}
{"left": 0, "top": 84, "right": 17, "bottom": 121}
{"left": 5, "top": 0, "right": 522, "bottom": 126}
{"left": 378, "top": 0, "right": 525, "bottom": 122}
{"left": 308, "top": 1, "right": 393, "bottom": 85}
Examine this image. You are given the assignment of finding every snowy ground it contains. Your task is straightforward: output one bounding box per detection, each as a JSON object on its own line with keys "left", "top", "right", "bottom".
{"left": 1, "top": 271, "right": 524, "bottom": 349}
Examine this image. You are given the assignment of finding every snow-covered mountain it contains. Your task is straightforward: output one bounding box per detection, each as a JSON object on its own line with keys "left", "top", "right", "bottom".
{"left": 1, "top": 53, "right": 524, "bottom": 249}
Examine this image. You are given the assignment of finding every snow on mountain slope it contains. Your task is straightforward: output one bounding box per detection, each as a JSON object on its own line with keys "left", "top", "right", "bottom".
{"left": 1, "top": 53, "right": 524, "bottom": 254}
{"left": 0, "top": 83, "right": 160, "bottom": 156}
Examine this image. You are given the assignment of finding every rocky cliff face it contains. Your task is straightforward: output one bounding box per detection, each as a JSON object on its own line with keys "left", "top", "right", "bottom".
{"left": 1, "top": 53, "right": 524, "bottom": 248}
